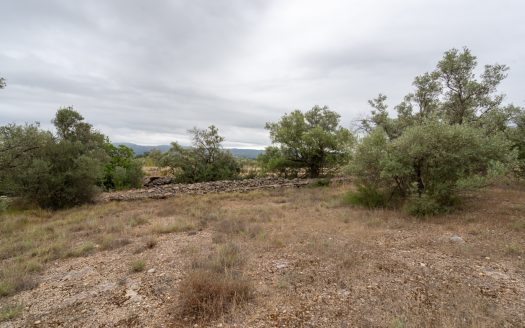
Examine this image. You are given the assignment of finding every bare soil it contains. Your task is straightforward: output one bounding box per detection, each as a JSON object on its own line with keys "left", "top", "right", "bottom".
{"left": 1, "top": 181, "right": 524, "bottom": 327}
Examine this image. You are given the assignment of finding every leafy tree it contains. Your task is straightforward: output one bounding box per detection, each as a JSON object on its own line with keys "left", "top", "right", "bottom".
{"left": 350, "top": 123, "right": 513, "bottom": 215}
{"left": 0, "top": 77, "right": 5, "bottom": 89}
{"left": 263, "top": 106, "right": 353, "bottom": 178}
{"left": 361, "top": 48, "right": 515, "bottom": 137}
{"left": 103, "top": 144, "right": 144, "bottom": 190}
{"left": 161, "top": 126, "right": 240, "bottom": 183}
{"left": 0, "top": 124, "right": 53, "bottom": 194}
{"left": 0, "top": 107, "right": 109, "bottom": 209}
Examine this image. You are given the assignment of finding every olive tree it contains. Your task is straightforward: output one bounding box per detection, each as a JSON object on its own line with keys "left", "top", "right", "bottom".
{"left": 0, "top": 107, "right": 109, "bottom": 209}
{"left": 361, "top": 47, "right": 514, "bottom": 138}
{"left": 161, "top": 126, "right": 240, "bottom": 183}
{"left": 262, "top": 106, "right": 353, "bottom": 178}
{"left": 350, "top": 123, "right": 513, "bottom": 215}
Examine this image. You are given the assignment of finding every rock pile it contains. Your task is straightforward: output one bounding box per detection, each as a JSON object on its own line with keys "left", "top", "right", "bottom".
{"left": 98, "top": 177, "right": 326, "bottom": 202}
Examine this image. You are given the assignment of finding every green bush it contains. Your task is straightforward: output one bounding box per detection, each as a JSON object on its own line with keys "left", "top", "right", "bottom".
{"left": 343, "top": 186, "right": 389, "bottom": 209}
{"left": 349, "top": 123, "right": 512, "bottom": 215}
{"left": 161, "top": 126, "right": 240, "bottom": 183}
{"left": 103, "top": 144, "right": 144, "bottom": 190}
{"left": 404, "top": 195, "right": 451, "bottom": 217}
{"left": 1, "top": 107, "right": 109, "bottom": 209}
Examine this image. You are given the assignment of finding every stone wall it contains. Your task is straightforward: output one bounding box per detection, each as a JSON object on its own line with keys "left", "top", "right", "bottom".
{"left": 98, "top": 177, "right": 330, "bottom": 202}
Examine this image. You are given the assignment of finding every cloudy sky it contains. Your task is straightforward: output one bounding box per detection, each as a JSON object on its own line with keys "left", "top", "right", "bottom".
{"left": 1, "top": 0, "right": 524, "bottom": 148}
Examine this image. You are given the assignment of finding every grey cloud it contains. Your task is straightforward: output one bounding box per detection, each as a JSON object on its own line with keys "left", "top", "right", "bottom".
{"left": 1, "top": 0, "right": 524, "bottom": 148}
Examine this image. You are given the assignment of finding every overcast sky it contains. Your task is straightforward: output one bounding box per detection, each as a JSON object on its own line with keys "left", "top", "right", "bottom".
{"left": 1, "top": 0, "right": 524, "bottom": 148}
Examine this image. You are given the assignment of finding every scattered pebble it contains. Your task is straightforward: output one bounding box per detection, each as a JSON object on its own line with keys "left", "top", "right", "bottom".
{"left": 147, "top": 268, "right": 156, "bottom": 274}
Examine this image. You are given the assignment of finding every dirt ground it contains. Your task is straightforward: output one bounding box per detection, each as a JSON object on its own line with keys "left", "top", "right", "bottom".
{"left": 1, "top": 181, "right": 524, "bottom": 327}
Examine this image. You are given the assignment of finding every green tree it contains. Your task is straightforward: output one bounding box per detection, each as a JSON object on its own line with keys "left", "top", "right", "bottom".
{"left": 161, "top": 126, "right": 240, "bottom": 183}
{"left": 103, "top": 144, "right": 144, "bottom": 190}
{"left": 0, "top": 107, "right": 109, "bottom": 209}
{"left": 263, "top": 105, "right": 353, "bottom": 178}
{"left": 350, "top": 123, "right": 513, "bottom": 215}
{"left": 0, "top": 124, "right": 53, "bottom": 195}
{"left": 361, "top": 48, "right": 514, "bottom": 137}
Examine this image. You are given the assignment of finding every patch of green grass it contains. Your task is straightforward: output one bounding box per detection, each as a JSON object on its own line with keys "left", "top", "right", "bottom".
{"left": 0, "top": 304, "right": 23, "bottom": 322}
{"left": 342, "top": 186, "right": 390, "bottom": 209}
{"left": 130, "top": 259, "right": 146, "bottom": 273}
{"left": 97, "top": 235, "right": 131, "bottom": 251}
{"left": 390, "top": 317, "right": 406, "bottom": 328}
{"left": 505, "top": 243, "right": 523, "bottom": 256}
{"left": 511, "top": 218, "right": 525, "bottom": 231}
{"left": 309, "top": 178, "right": 331, "bottom": 188}
{"left": 67, "top": 242, "right": 96, "bottom": 257}
{"left": 128, "top": 215, "right": 149, "bottom": 227}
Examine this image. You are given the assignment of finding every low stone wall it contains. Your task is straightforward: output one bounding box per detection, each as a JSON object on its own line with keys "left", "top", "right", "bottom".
{"left": 98, "top": 177, "right": 328, "bottom": 202}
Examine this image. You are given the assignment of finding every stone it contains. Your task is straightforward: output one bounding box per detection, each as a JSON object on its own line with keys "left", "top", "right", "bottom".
{"left": 449, "top": 235, "right": 465, "bottom": 243}
{"left": 147, "top": 268, "right": 156, "bottom": 274}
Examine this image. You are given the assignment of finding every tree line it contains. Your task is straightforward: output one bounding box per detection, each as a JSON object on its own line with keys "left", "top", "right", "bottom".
{"left": 1, "top": 47, "right": 524, "bottom": 214}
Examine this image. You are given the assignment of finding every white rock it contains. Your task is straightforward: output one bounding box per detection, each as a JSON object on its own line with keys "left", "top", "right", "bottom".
{"left": 147, "top": 268, "right": 156, "bottom": 274}
{"left": 449, "top": 235, "right": 465, "bottom": 243}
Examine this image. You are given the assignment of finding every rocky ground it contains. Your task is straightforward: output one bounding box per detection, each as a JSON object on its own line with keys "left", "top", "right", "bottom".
{"left": 1, "top": 182, "right": 524, "bottom": 327}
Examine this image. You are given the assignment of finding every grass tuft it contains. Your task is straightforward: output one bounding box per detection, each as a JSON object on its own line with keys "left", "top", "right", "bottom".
{"left": 0, "top": 304, "right": 23, "bottom": 322}
{"left": 130, "top": 259, "right": 146, "bottom": 273}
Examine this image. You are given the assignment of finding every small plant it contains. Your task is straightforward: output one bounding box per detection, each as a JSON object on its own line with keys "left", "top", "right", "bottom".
{"left": 178, "top": 270, "right": 253, "bottom": 321}
{"left": 67, "top": 242, "right": 96, "bottom": 257}
{"left": 404, "top": 195, "right": 451, "bottom": 217}
{"left": 504, "top": 243, "right": 523, "bottom": 256}
{"left": 0, "top": 304, "right": 23, "bottom": 322}
{"left": 97, "top": 235, "right": 131, "bottom": 251}
{"left": 130, "top": 260, "right": 145, "bottom": 273}
{"left": 309, "top": 178, "right": 331, "bottom": 188}
{"left": 343, "top": 186, "right": 389, "bottom": 209}
{"left": 129, "top": 215, "right": 149, "bottom": 227}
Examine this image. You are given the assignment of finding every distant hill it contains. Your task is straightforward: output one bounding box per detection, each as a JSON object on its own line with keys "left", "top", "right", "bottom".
{"left": 114, "top": 143, "right": 264, "bottom": 159}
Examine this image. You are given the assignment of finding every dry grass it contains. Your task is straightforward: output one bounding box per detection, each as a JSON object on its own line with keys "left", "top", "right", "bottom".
{"left": 0, "top": 303, "right": 23, "bottom": 322}
{"left": 177, "top": 242, "right": 253, "bottom": 323}
{"left": 130, "top": 259, "right": 146, "bottom": 273}
{"left": 177, "top": 269, "right": 253, "bottom": 322}
{"left": 1, "top": 181, "right": 525, "bottom": 327}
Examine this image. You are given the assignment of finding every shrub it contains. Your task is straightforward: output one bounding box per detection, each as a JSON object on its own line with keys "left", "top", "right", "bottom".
{"left": 343, "top": 186, "right": 390, "bottom": 209}
{"left": 103, "top": 144, "right": 144, "bottom": 190}
{"left": 404, "top": 195, "right": 451, "bottom": 217}
{"left": 130, "top": 260, "right": 145, "bottom": 273}
{"left": 178, "top": 269, "right": 253, "bottom": 321}
{"left": 161, "top": 126, "right": 240, "bottom": 183}
{"left": 1, "top": 108, "right": 109, "bottom": 209}
{"left": 350, "top": 123, "right": 512, "bottom": 214}
{"left": 0, "top": 304, "right": 22, "bottom": 322}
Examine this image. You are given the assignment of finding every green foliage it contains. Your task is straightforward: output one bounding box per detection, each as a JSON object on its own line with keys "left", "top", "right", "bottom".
{"left": 508, "top": 111, "right": 525, "bottom": 178}
{"left": 343, "top": 186, "right": 389, "bottom": 209}
{"left": 352, "top": 47, "right": 523, "bottom": 215}
{"left": 404, "top": 194, "right": 452, "bottom": 217}
{"left": 0, "top": 107, "right": 109, "bottom": 209}
{"left": 103, "top": 144, "right": 144, "bottom": 190}
{"left": 263, "top": 105, "right": 354, "bottom": 178}
{"left": 351, "top": 123, "right": 512, "bottom": 214}
{"left": 0, "top": 304, "right": 22, "bottom": 322}
{"left": 161, "top": 126, "right": 240, "bottom": 183}
{"left": 361, "top": 47, "right": 515, "bottom": 139}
